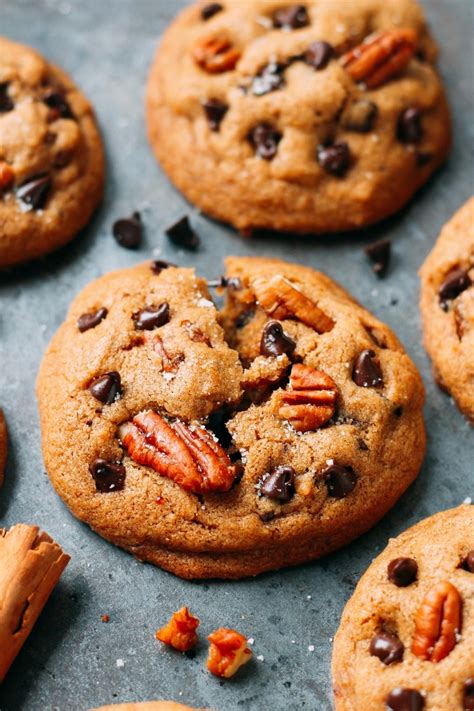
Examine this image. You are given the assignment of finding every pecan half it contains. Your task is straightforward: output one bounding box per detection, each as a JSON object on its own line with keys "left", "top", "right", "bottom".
{"left": 193, "top": 37, "right": 241, "bottom": 73}
{"left": 276, "top": 364, "right": 337, "bottom": 432}
{"left": 0, "top": 162, "right": 14, "bottom": 192}
{"left": 340, "top": 29, "right": 418, "bottom": 89}
{"left": 412, "top": 580, "right": 462, "bottom": 662}
{"left": 207, "top": 628, "right": 252, "bottom": 678}
{"left": 119, "top": 410, "right": 236, "bottom": 494}
{"left": 252, "top": 275, "right": 334, "bottom": 333}
{"left": 156, "top": 607, "right": 200, "bottom": 652}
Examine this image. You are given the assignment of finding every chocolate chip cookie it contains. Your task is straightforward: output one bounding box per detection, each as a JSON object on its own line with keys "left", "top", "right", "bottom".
{"left": 92, "top": 703, "right": 206, "bottom": 711}
{"left": 332, "top": 505, "right": 474, "bottom": 711}
{"left": 420, "top": 198, "right": 474, "bottom": 423}
{"left": 37, "top": 257, "right": 425, "bottom": 579}
{"left": 146, "top": 0, "right": 450, "bottom": 235}
{"left": 0, "top": 37, "right": 104, "bottom": 268}
{"left": 0, "top": 409, "right": 7, "bottom": 486}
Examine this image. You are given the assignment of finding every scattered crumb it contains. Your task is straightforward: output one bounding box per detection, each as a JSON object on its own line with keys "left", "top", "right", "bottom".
{"left": 308, "top": 645, "right": 315, "bottom": 652}
{"left": 101, "top": 614, "right": 110, "bottom": 623}
{"left": 116, "top": 659, "right": 125, "bottom": 668}
{"left": 247, "top": 637, "right": 255, "bottom": 646}
{"left": 306, "top": 595, "right": 312, "bottom": 600}
{"left": 256, "top": 654, "right": 264, "bottom": 662}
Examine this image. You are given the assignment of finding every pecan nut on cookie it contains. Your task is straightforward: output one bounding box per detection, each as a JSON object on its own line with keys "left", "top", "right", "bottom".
{"left": 146, "top": 0, "right": 450, "bottom": 235}
{"left": 37, "top": 257, "right": 425, "bottom": 579}
{"left": 332, "top": 505, "right": 474, "bottom": 711}
{"left": 0, "top": 37, "right": 104, "bottom": 268}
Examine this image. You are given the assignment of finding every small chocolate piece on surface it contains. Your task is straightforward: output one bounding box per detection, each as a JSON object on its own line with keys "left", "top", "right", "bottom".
{"left": 364, "top": 238, "right": 391, "bottom": 277}
{"left": 77, "top": 307, "right": 108, "bottom": 333}
{"left": 438, "top": 268, "right": 472, "bottom": 308}
{"left": 386, "top": 688, "right": 425, "bottom": 711}
{"left": 201, "top": 2, "right": 223, "bottom": 21}
{"left": 151, "top": 259, "right": 176, "bottom": 275}
{"left": 353, "top": 350, "right": 384, "bottom": 388}
{"left": 387, "top": 557, "right": 418, "bottom": 587}
{"left": 202, "top": 98, "right": 229, "bottom": 130}
{"left": 273, "top": 5, "right": 309, "bottom": 30}
{"left": 43, "top": 91, "right": 74, "bottom": 119}
{"left": 369, "top": 632, "right": 404, "bottom": 665}
{"left": 397, "top": 107, "right": 422, "bottom": 143}
{"left": 165, "top": 216, "right": 200, "bottom": 250}
{"left": 133, "top": 302, "right": 170, "bottom": 331}
{"left": 249, "top": 124, "right": 282, "bottom": 160}
{"left": 464, "top": 679, "right": 474, "bottom": 711}
{"left": 317, "top": 142, "right": 350, "bottom": 176}
{"left": 260, "top": 466, "right": 296, "bottom": 502}
{"left": 113, "top": 212, "right": 142, "bottom": 249}
{"left": 324, "top": 465, "right": 357, "bottom": 498}
{"left": 89, "top": 372, "right": 122, "bottom": 405}
{"left": 461, "top": 550, "right": 474, "bottom": 573}
{"left": 0, "top": 82, "right": 14, "bottom": 112}
{"left": 305, "top": 41, "right": 334, "bottom": 70}
{"left": 260, "top": 320, "right": 296, "bottom": 357}
{"left": 89, "top": 458, "right": 126, "bottom": 492}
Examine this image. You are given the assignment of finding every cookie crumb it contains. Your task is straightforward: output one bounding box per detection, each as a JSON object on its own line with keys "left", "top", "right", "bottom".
{"left": 101, "top": 614, "right": 110, "bottom": 623}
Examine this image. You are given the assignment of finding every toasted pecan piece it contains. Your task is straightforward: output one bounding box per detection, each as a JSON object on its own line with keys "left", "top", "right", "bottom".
{"left": 276, "top": 364, "right": 337, "bottom": 432}
{"left": 412, "top": 580, "right": 462, "bottom": 662}
{"left": 156, "top": 607, "right": 200, "bottom": 652}
{"left": 193, "top": 37, "right": 241, "bottom": 73}
{"left": 207, "top": 627, "right": 252, "bottom": 678}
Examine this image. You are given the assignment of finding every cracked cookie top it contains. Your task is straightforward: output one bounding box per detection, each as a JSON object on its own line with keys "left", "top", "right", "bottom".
{"left": 146, "top": 0, "right": 451, "bottom": 235}
{"left": 0, "top": 37, "right": 104, "bottom": 267}
{"left": 37, "top": 257, "right": 425, "bottom": 578}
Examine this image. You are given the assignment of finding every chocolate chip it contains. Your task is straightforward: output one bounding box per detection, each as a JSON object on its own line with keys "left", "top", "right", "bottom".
{"left": 386, "top": 688, "right": 425, "bottom": 711}
{"left": 165, "top": 216, "right": 200, "bottom": 250}
{"left": 89, "top": 372, "right": 122, "bottom": 404}
{"left": 249, "top": 124, "right": 282, "bottom": 160}
{"left": 113, "top": 212, "right": 142, "bottom": 249}
{"left": 305, "top": 41, "right": 334, "bottom": 70}
{"left": 341, "top": 99, "right": 378, "bottom": 132}
{"left": 387, "top": 557, "right": 418, "bottom": 587}
{"left": 357, "top": 438, "right": 369, "bottom": 451}
{"left": 260, "top": 510, "right": 275, "bottom": 522}
{"left": 261, "top": 320, "right": 296, "bottom": 357}
{"left": 133, "top": 302, "right": 170, "bottom": 331}
{"left": 273, "top": 5, "right": 309, "bottom": 29}
{"left": 464, "top": 679, "right": 474, "bottom": 711}
{"left": 0, "top": 82, "right": 14, "bottom": 112}
{"left": 364, "top": 239, "right": 391, "bottom": 277}
{"left": 461, "top": 550, "right": 474, "bottom": 573}
{"left": 201, "top": 2, "right": 223, "bottom": 20}
{"left": 89, "top": 458, "right": 125, "bottom": 493}
{"left": 151, "top": 259, "right": 176, "bottom": 275}
{"left": 16, "top": 174, "right": 51, "bottom": 210}
{"left": 324, "top": 465, "right": 357, "bottom": 498}
{"left": 53, "top": 150, "right": 72, "bottom": 169}
{"left": 353, "top": 350, "right": 383, "bottom": 388}
{"left": 78, "top": 307, "right": 108, "bottom": 333}
{"left": 317, "top": 141, "right": 350, "bottom": 176}
{"left": 43, "top": 91, "right": 74, "bottom": 119}
{"left": 394, "top": 406, "right": 403, "bottom": 418}
{"left": 397, "top": 108, "right": 422, "bottom": 143}
{"left": 369, "top": 632, "right": 404, "bottom": 665}
{"left": 260, "top": 466, "right": 295, "bottom": 502}
{"left": 438, "top": 268, "right": 471, "bottom": 308}
{"left": 250, "top": 62, "right": 286, "bottom": 96}
{"left": 202, "top": 98, "right": 229, "bottom": 130}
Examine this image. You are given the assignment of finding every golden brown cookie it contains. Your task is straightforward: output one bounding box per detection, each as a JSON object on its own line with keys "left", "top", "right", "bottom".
{"left": 0, "top": 408, "right": 7, "bottom": 487}
{"left": 419, "top": 197, "right": 474, "bottom": 423}
{"left": 37, "top": 257, "right": 425, "bottom": 579}
{"left": 91, "top": 702, "right": 207, "bottom": 711}
{"left": 0, "top": 37, "right": 104, "bottom": 268}
{"left": 332, "top": 505, "right": 474, "bottom": 711}
{"left": 146, "top": 0, "right": 450, "bottom": 235}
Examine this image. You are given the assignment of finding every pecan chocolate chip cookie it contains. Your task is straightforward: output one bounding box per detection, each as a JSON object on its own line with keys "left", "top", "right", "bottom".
{"left": 37, "top": 257, "right": 425, "bottom": 579}
{"left": 420, "top": 198, "right": 474, "bottom": 423}
{"left": 332, "top": 505, "right": 474, "bottom": 711}
{"left": 146, "top": 0, "right": 450, "bottom": 235}
{"left": 0, "top": 37, "right": 104, "bottom": 268}
{"left": 0, "top": 409, "right": 7, "bottom": 486}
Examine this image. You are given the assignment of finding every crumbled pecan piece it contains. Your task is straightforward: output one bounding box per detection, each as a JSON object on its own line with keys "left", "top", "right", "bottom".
{"left": 207, "top": 628, "right": 252, "bottom": 677}
{"left": 153, "top": 335, "right": 185, "bottom": 372}
{"left": 181, "top": 320, "right": 211, "bottom": 345}
{"left": 340, "top": 29, "right": 418, "bottom": 89}
{"left": 193, "top": 37, "right": 241, "bottom": 73}
{"left": 412, "top": 580, "right": 462, "bottom": 662}
{"left": 276, "top": 364, "right": 337, "bottom": 432}
{"left": 252, "top": 275, "right": 334, "bottom": 333}
{"left": 0, "top": 162, "right": 14, "bottom": 192}
{"left": 156, "top": 607, "right": 200, "bottom": 652}
{"left": 119, "top": 410, "right": 236, "bottom": 494}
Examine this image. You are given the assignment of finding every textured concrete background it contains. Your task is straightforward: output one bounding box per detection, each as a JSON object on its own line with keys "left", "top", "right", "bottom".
{"left": 0, "top": 1, "right": 472, "bottom": 709}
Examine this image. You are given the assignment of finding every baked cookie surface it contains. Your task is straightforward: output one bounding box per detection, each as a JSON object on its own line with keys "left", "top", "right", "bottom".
{"left": 146, "top": 0, "right": 450, "bottom": 235}
{"left": 0, "top": 37, "right": 104, "bottom": 268}
{"left": 0, "top": 409, "right": 7, "bottom": 486}
{"left": 37, "top": 257, "right": 425, "bottom": 579}
{"left": 332, "top": 505, "right": 474, "bottom": 711}
{"left": 420, "top": 197, "right": 474, "bottom": 423}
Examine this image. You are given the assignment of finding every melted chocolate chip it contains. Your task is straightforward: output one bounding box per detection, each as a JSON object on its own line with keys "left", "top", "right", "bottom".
{"left": 461, "top": 550, "right": 474, "bottom": 573}
{"left": 386, "top": 688, "right": 425, "bottom": 711}
{"left": 17, "top": 174, "right": 51, "bottom": 210}
{"left": 341, "top": 99, "right": 378, "bottom": 133}
{"left": 464, "top": 679, "right": 474, "bottom": 711}
{"left": 89, "top": 458, "right": 126, "bottom": 493}
{"left": 151, "top": 259, "right": 176, "bottom": 275}
{"left": 201, "top": 2, "right": 223, "bottom": 20}
{"left": 369, "top": 632, "right": 404, "bottom": 665}
{"left": 89, "top": 372, "right": 122, "bottom": 404}
{"left": 364, "top": 238, "right": 391, "bottom": 277}
{"left": 0, "top": 82, "right": 14, "bottom": 112}
{"left": 357, "top": 438, "right": 369, "bottom": 451}
{"left": 78, "top": 307, "right": 108, "bottom": 333}
{"left": 387, "top": 557, "right": 418, "bottom": 587}
{"left": 261, "top": 466, "right": 295, "bottom": 502}
{"left": 113, "top": 212, "right": 142, "bottom": 249}
{"left": 353, "top": 350, "right": 384, "bottom": 388}
{"left": 249, "top": 124, "right": 282, "bottom": 160}
{"left": 250, "top": 62, "right": 286, "bottom": 96}
{"left": 317, "top": 141, "right": 350, "bottom": 176}
{"left": 202, "top": 98, "right": 229, "bottom": 130}
{"left": 273, "top": 5, "right": 309, "bottom": 29}
{"left": 305, "top": 41, "right": 334, "bottom": 70}
{"left": 260, "top": 510, "right": 275, "bottom": 522}
{"left": 166, "top": 216, "right": 200, "bottom": 250}
{"left": 439, "top": 268, "right": 472, "bottom": 308}
{"left": 133, "top": 302, "right": 170, "bottom": 331}
{"left": 261, "top": 320, "right": 296, "bottom": 357}
{"left": 324, "top": 465, "right": 357, "bottom": 498}
{"left": 397, "top": 108, "right": 422, "bottom": 143}
{"left": 43, "top": 91, "right": 74, "bottom": 119}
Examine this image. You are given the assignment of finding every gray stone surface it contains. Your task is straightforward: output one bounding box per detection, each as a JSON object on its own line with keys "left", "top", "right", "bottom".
{"left": 0, "top": 1, "right": 472, "bottom": 709}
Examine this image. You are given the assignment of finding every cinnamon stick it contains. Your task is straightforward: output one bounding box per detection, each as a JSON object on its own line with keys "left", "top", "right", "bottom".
{"left": 0, "top": 524, "right": 70, "bottom": 681}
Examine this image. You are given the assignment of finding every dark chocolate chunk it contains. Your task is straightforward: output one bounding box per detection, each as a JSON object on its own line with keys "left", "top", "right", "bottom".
{"left": 89, "top": 372, "right": 122, "bottom": 405}
{"left": 78, "top": 307, "right": 108, "bottom": 333}
{"left": 165, "top": 216, "right": 200, "bottom": 250}
{"left": 260, "top": 466, "right": 296, "bottom": 502}
{"left": 202, "top": 98, "right": 229, "bottom": 130}
{"left": 324, "top": 465, "right": 357, "bottom": 498}
{"left": 464, "top": 679, "right": 474, "bottom": 711}
{"left": 369, "top": 632, "right": 404, "bottom": 665}
{"left": 387, "top": 557, "right": 418, "bottom": 587}
{"left": 364, "top": 238, "right": 391, "bottom": 277}
{"left": 273, "top": 5, "right": 309, "bottom": 29}
{"left": 386, "top": 688, "right": 425, "bottom": 711}
{"left": 249, "top": 124, "right": 282, "bottom": 160}
{"left": 317, "top": 141, "right": 350, "bottom": 176}
{"left": 151, "top": 259, "right": 176, "bottom": 275}
{"left": 357, "top": 438, "right": 369, "bottom": 451}
{"left": 43, "top": 91, "right": 74, "bottom": 119}
{"left": 133, "top": 302, "right": 170, "bottom": 331}
{"left": 0, "top": 82, "right": 14, "bottom": 113}
{"left": 261, "top": 320, "right": 296, "bottom": 357}
{"left": 89, "top": 458, "right": 126, "bottom": 493}
{"left": 341, "top": 99, "right": 378, "bottom": 132}
{"left": 397, "top": 107, "right": 422, "bottom": 143}
{"left": 305, "top": 41, "right": 334, "bottom": 70}
{"left": 353, "top": 350, "right": 384, "bottom": 388}
{"left": 113, "top": 212, "right": 142, "bottom": 249}
{"left": 439, "top": 268, "right": 472, "bottom": 308}
{"left": 201, "top": 2, "right": 223, "bottom": 20}
{"left": 250, "top": 62, "right": 286, "bottom": 96}
{"left": 461, "top": 550, "right": 474, "bottom": 573}
{"left": 16, "top": 174, "right": 51, "bottom": 210}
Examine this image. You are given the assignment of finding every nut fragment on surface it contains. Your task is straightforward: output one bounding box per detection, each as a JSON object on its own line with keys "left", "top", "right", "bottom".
{"left": 411, "top": 580, "right": 462, "bottom": 662}
{"left": 156, "top": 607, "right": 200, "bottom": 652}
{"left": 276, "top": 364, "right": 337, "bottom": 432}
{"left": 192, "top": 36, "right": 241, "bottom": 73}
{"left": 207, "top": 627, "right": 252, "bottom": 677}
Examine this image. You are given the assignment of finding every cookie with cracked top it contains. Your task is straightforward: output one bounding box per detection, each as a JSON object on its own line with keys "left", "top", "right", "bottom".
{"left": 332, "top": 505, "right": 474, "bottom": 710}
{"left": 419, "top": 197, "right": 474, "bottom": 423}
{"left": 0, "top": 409, "right": 7, "bottom": 486}
{"left": 37, "top": 257, "right": 425, "bottom": 579}
{"left": 146, "top": 0, "right": 450, "bottom": 235}
{"left": 0, "top": 37, "right": 104, "bottom": 268}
